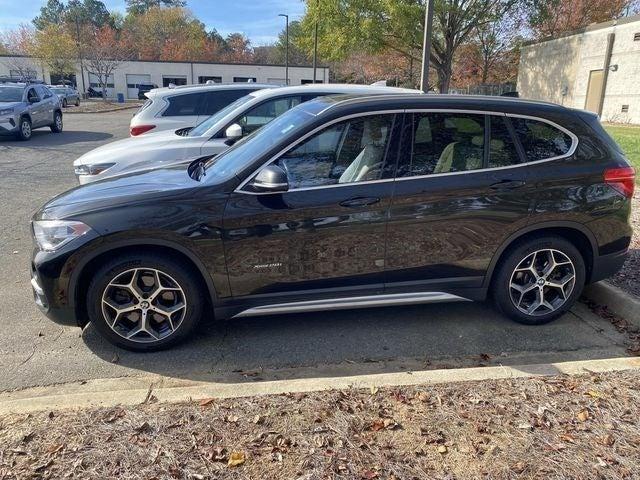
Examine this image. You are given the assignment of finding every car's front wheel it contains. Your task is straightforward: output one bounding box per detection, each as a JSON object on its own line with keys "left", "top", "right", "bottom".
{"left": 62, "top": 98, "right": 68, "bottom": 108}
{"left": 16, "top": 117, "right": 32, "bottom": 141}
{"left": 50, "top": 111, "right": 63, "bottom": 133}
{"left": 493, "top": 236, "right": 585, "bottom": 325}
{"left": 87, "top": 253, "right": 204, "bottom": 351}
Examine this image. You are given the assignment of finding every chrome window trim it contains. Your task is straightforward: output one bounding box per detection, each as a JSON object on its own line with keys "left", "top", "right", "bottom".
{"left": 235, "top": 109, "right": 579, "bottom": 195}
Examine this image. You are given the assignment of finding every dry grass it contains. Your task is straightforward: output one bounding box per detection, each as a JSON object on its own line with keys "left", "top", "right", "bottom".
{"left": 1, "top": 371, "right": 639, "bottom": 479}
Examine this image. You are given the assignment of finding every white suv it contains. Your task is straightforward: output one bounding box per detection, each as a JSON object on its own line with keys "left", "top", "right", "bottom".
{"left": 75, "top": 84, "right": 421, "bottom": 184}
{"left": 129, "top": 82, "right": 274, "bottom": 136}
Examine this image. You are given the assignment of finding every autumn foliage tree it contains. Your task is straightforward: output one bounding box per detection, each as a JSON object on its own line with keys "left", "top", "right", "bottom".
{"left": 29, "top": 24, "right": 77, "bottom": 81}
{"left": 84, "top": 26, "right": 130, "bottom": 99}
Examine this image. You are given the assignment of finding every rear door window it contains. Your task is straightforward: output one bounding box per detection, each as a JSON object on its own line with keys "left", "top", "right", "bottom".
{"left": 202, "top": 89, "right": 255, "bottom": 115}
{"left": 510, "top": 117, "right": 573, "bottom": 161}
{"left": 397, "top": 112, "right": 486, "bottom": 177}
{"left": 488, "top": 116, "right": 522, "bottom": 168}
{"left": 163, "top": 92, "right": 207, "bottom": 116}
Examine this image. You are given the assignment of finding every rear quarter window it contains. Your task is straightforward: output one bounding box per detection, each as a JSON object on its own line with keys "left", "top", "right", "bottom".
{"left": 162, "top": 92, "right": 207, "bottom": 116}
{"left": 510, "top": 117, "right": 573, "bottom": 161}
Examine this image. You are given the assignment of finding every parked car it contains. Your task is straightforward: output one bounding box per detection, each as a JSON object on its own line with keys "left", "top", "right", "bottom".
{"left": 74, "top": 84, "right": 420, "bottom": 183}
{"left": 32, "top": 94, "right": 634, "bottom": 351}
{"left": 129, "top": 82, "right": 275, "bottom": 136}
{"left": 49, "top": 85, "right": 81, "bottom": 107}
{"left": 136, "top": 83, "right": 158, "bottom": 100}
{"left": 0, "top": 83, "right": 63, "bottom": 140}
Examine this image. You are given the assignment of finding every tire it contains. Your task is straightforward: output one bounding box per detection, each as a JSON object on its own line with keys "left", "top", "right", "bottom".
{"left": 50, "top": 111, "right": 63, "bottom": 133}
{"left": 492, "top": 235, "right": 585, "bottom": 325}
{"left": 16, "top": 117, "right": 32, "bottom": 141}
{"left": 75, "top": 98, "right": 80, "bottom": 106}
{"left": 62, "top": 98, "right": 68, "bottom": 108}
{"left": 86, "top": 253, "right": 204, "bottom": 351}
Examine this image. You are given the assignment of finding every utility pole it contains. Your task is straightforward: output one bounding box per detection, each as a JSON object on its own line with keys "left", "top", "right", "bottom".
{"left": 312, "top": 0, "right": 319, "bottom": 83}
{"left": 279, "top": 13, "right": 289, "bottom": 85}
{"left": 74, "top": 14, "right": 86, "bottom": 95}
{"left": 420, "top": 0, "right": 434, "bottom": 93}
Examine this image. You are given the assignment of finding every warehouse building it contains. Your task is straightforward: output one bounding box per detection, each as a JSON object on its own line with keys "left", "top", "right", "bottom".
{"left": 517, "top": 14, "right": 640, "bottom": 124}
{"left": 0, "top": 55, "right": 329, "bottom": 99}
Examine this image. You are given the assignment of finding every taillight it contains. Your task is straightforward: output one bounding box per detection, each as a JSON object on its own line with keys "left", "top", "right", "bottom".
{"left": 130, "top": 124, "right": 155, "bottom": 136}
{"left": 604, "top": 166, "right": 635, "bottom": 198}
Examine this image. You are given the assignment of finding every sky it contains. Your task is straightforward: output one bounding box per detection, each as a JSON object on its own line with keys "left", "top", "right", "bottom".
{"left": 0, "top": 0, "right": 306, "bottom": 45}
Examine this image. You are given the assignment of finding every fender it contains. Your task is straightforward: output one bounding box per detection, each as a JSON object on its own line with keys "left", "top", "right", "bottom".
{"left": 481, "top": 220, "right": 598, "bottom": 288}
{"left": 68, "top": 237, "right": 219, "bottom": 308}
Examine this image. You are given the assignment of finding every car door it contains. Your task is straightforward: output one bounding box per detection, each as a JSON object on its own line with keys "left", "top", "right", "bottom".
{"left": 222, "top": 112, "right": 401, "bottom": 301}
{"left": 26, "top": 87, "right": 45, "bottom": 126}
{"left": 384, "top": 111, "right": 534, "bottom": 295}
{"left": 38, "top": 86, "right": 57, "bottom": 122}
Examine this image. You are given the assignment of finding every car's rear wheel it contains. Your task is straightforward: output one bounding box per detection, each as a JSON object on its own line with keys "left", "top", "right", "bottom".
{"left": 492, "top": 236, "right": 585, "bottom": 325}
{"left": 50, "top": 111, "right": 63, "bottom": 133}
{"left": 62, "top": 98, "right": 68, "bottom": 108}
{"left": 16, "top": 117, "right": 32, "bottom": 141}
{"left": 87, "top": 253, "right": 204, "bottom": 351}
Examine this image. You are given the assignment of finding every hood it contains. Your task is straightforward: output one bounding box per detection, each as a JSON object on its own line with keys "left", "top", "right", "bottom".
{"left": 74, "top": 129, "right": 182, "bottom": 166}
{"left": 37, "top": 165, "right": 199, "bottom": 220}
{"left": 0, "top": 101, "right": 24, "bottom": 110}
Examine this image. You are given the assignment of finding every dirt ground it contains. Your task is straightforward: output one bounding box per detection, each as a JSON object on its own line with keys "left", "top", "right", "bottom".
{"left": 1, "top": 369, "right": 639, "bottom": 480}
{"left": 610, "top": 193, "right": 640, "bottom": 298}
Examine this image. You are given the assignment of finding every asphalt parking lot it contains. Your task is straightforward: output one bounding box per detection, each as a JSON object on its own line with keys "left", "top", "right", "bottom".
{"left": 0, "top": 111, "right": 632, "bottom": 393}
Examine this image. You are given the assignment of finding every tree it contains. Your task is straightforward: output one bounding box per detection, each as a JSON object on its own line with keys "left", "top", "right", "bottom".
{"left": 525, "top": 0, "right": 636, "bottom": 38}
{"left": 29, "top": 24, "right": 77, "bottom": 80}
{"left": 223, "top": 33, "right": 253, "bottom": 63}
{"left": 85, "top": 26, "right": 130, "bottom": 100}
{"left": 126, "top": 0, "right": 186, "bottom": 15}
{"left": 274, "top": 21, "right": 311, "bottom": 66}
{"left": 33, "top": 0, "right": 66, "bottom": 30}
{"left": 0, "top": 26, "right": 40, "bottom": 79}
{"left": 66, "top": 0, "right": 112, "bottom": 29}
{"left": 298, "top": 0, "right": 516, "bottom": 93}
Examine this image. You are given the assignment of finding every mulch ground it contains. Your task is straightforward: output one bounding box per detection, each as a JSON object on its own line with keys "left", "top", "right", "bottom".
{"left": 1, "top": 370, "right": 639, "bottom": 479}
{"left": 62, "top": 101, "right": 142, "bottom": 114}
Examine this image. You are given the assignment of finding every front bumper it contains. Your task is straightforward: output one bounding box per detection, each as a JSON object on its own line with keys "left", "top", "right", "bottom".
{"left": 0, "top": 117, "right": 18, "bottom": 135}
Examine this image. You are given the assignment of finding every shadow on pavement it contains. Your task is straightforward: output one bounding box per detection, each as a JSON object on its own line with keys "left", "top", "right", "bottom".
{"left": 0, "top": 130, "right": 113, "bottom": 146}
{"left": 81, "top": 301, "right": 628, "bottom": 384}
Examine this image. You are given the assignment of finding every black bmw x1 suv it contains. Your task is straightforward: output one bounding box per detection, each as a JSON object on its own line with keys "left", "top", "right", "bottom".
{"left": 31, "top": 94, "right": 634, "bottom": 351}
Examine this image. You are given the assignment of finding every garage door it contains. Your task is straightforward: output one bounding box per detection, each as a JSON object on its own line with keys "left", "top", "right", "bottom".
{"left": 126, "top": 74, "right": 151, "bottom": 99}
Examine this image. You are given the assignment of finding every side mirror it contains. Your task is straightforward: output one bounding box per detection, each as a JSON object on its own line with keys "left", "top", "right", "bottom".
{"left": 224, "top": 123, "right": 243, "bottom": 146}
{"left": 250, "top": 164, "right": 289, "bottom": 192}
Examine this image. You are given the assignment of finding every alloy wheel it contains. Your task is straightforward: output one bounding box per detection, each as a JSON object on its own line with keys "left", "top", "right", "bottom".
{"left": 509, "top": 249, "right": 575, "bottom": 316}
{"left": 21, "top": 121, "right": 31, "bottom": 138}
{"left": 55, "top": 114, "right": 62, "bottom": 130}
{"left": 101, "top": 267, "right": 187, "bottom": 343}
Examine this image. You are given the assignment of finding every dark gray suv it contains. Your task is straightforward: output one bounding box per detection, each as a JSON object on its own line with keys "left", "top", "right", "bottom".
{"left": 0, "top": 83, "right": 63, "bottom": 140}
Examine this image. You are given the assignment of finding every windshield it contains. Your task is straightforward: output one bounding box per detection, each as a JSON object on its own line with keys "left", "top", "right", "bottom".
{"left": 204, "top": 106, "right": 316, "bottom": 179}
{"left": 0, "top": 87, "right": 24, "bottom": 102}
{"left": 188, "top": 94, "right": 255, "bottom": 137}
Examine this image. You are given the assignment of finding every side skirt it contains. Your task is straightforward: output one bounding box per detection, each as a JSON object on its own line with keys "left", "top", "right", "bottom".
{"left": 231, "top": 291, "right": 471, "bottom": 318}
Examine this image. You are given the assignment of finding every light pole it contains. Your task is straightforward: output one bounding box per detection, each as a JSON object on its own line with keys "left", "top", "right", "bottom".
{"left": 420, "top": 0, "right": 434, "bottom": 93}
{"left": 278, "top": 13, "right": 289, "bottom": 85}
{"left": 312, "top": 0, "right": 319, "bottom": 83}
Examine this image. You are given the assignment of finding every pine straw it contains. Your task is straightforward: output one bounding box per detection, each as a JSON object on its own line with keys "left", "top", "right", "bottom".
{"left": 1, "top": 371, "right": 639, "bottom": 480}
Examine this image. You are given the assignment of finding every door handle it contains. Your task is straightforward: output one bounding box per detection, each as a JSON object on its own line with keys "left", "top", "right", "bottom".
{"left": 489, "top": 180, "right": 526, "bottom": 190}
{"left": 339, "top": 196, "right": 381, "bottom": 208}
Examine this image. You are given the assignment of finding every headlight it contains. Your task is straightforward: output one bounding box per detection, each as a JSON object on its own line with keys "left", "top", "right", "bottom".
{"left": 74, "top": 163, "right": 115, "bottom": 176}
{"left": 32, "top": 220, "right": 92, "bottom": 252}
{"left": 0, "top": 108, "right": 13, "bottom": 116}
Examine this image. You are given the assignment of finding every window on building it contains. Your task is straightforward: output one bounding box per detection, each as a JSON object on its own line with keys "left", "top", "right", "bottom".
{"left": 88, "top": 73, "right": 114, "bottom": 88}
{"left": 301, "top": 79, "right": 323, "bottom": 84}
{"left": 163, "top": 92, "right": 207, "bottom": 116}
{"left": 397, "top": 112, "right": 485, "bottom": 177}
{"left": 198, "top": 76, "right": 222, "bottom": 83}
{"left": 634, "top": 32, "right": 640, "bottom": 41}
{"left": 162, "top": 76, "right": 187, "bottom": 87}
{"left": 233, "top": 76, "right": 257, "bottom": 83}
{"left": 274, "top": 114, "right": 396, "bottom": 189}
{"left": 510, "top": 117, "right": 573, "bottom": 161}
{"left": 622, "top": 105, "right": 630, "bottom": 113}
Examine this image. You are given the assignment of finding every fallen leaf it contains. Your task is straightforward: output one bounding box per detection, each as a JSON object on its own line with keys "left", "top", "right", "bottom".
{"left": 600, "top": 434, "right": 615, "bottom": 446}
{"left": 253, "top": 414, "right": 265, "bottom": 424}
{"left": 512, "top": 462, "right": 526, "bottom": 474}
{"left": 416, "top": 391, "right": 429, "bottom": 403}
{"left": 199, "top": 398, "right": 215, "bottom": 407}
{"left": 369, "top": 419, "right": 385, "bottom": 432}
{"left": 517, "top": 422, "right": 533, "bottom": 430}
{"left": 437, "top": 445, "right": 448, "bottom": 454}
{"left": 587, "top": 390, "right": 603, "bottom": 398}
{"left": 46, "top": 444, "right": 64, "bottom": 454}
{"left": 560, "top": 433, "right": 576, "bottom": 443}
{"left": 370, "top": 386, "right": 379, "bottom": 395}
{"left": 577, "top": 409, "right": 590, "bottom": 422}
{"left": 226, "top": 415, "right": 239, "bottom": 423}
{"left": 228, "top": 451, "right": 246, "bottom": 467}
{"left": 362, "top": 470, "right": 379, "bottom": 479}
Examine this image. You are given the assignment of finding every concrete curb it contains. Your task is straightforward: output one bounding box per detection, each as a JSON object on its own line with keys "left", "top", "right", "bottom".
{"left": 583, "top": 281, "right": 640, "bottom": 328}
{"left": 1, "top": 356, "right": 638, "bottom": 415}
{"left": 63, "top": 104, "right": 141, "bottom": 114}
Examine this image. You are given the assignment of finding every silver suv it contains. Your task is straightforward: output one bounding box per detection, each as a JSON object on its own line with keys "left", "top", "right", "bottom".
{"left": 0, "top": 83, "right": 63, "bottom": 141}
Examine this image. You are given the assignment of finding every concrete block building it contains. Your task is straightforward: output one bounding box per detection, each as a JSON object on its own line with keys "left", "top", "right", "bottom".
{"left": 517, "top": 14, "right": 640, "bottom": 124}
{"left": 0, "top": 55, "right": 330, "bottom": 99}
